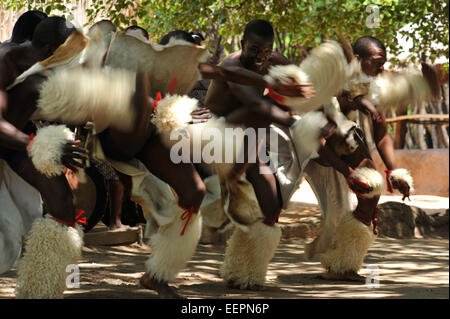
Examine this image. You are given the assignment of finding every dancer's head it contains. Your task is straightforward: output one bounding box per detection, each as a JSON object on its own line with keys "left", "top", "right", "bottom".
{"left": 240, "top": 19, "right": 274, "bottom": 72}
{"left": 353, "top": 36, "right": 386, "bottom": 76}
{"left": 10, "top": 10, "right": 47, "bottom": 44}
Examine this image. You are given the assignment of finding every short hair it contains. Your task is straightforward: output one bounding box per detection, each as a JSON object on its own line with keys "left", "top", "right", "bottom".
{"left": 159, "top": 30, "right": 196, "bottom": 45}
{"left": 125, "top": 25, "right": 149, "bottom": 40}
{"left": 32, "top": 17, "right": 75, "bottom": 49}
{"left": 11, "top": 10, "right": 48, "bottom": 43}
{"left": 243, "top": 19, "right": 274, "bottom": 42}
{"left": 353, "top": 36, "right": 386, "bottom": 58}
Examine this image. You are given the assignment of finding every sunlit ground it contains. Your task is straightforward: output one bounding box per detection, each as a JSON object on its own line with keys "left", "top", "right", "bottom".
{"left": 0, "top": 237, "right": 447, "bottom": 299}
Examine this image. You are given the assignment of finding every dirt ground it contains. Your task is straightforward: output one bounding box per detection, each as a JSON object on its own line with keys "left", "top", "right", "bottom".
{"left": 1, "top": 183, "right": 448, "bottom": 300}
{"left": 0, "top": 236, "right": 448, "bottom": 299}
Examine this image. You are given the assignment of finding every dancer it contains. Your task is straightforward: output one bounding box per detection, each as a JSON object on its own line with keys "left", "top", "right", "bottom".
{"left": 303, "top": 35, "right": 437, "bottom": 281}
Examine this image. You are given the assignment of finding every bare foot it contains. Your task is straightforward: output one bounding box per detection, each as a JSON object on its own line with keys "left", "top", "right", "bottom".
{"left": 139, "top": 273, "right": 185, "bottom": 299}
{"left": 318, "top": 271, "right": 366, "bottom": 282}
{"left": 108, "top": 223, "right": 129, "bottom": 231}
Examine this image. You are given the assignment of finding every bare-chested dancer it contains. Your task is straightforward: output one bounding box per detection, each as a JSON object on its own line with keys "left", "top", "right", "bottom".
{"left": 0, "top": 17, "right": 156, "bottom": 298}
{"left": 203, "top": 19, "right": 318, "bottom": 290}
{"left": 306, "top": 36, "right": 415, "bottom": 282}
{"left": 103, "top": 28, "right": 310, "bottom": 298}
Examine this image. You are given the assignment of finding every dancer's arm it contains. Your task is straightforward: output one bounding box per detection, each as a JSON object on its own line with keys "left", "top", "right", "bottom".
{"left": 198, "top": 63, "right": 314, "bottom": 98}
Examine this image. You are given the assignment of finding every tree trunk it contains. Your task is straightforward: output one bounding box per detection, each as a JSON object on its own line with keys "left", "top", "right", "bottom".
{"left": 414, "top": 103, "right": 427, "bottom": 150}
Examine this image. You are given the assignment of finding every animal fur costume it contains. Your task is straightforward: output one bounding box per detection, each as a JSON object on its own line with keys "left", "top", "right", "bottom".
{"left": 345, "top": 64, "right": 441, "bottom": 112}
{"left": 263, "top": 40, "right": 358, "bottom": 114}
{"left": 88, "top": 127, "right": 204, "bottom": 286}
{"left": 10, "top": 28, "right": 106, "bottom": 299}
{"left": 104, "top": 32, "right": 209, "bottom": 96}
{"left": 15, "top": 215, "right": 84, "bottom": 298}
{"left": 219, "top": 175, "right": 281, "bottom": 289}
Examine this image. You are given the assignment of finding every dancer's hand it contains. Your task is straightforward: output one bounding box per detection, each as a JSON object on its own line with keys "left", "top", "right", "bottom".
{"left": 61, "top": 140, "right": 88, "bottom": 173}
{"left": 391, "top": 178, "right": 411, "bottom": 201}
{"left": 188, "top": 107, "right": 212, "bottom": 124}
{"left": 271, "top": 81, "right": 315, "bottom": 98}
{"left": 354, "top": 96, "right": 382, "bottom": 122}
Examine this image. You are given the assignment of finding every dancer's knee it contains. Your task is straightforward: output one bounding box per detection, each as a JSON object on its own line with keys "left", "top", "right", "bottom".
{"left": 179, "top": 181, "right": 206, "bottom": 208}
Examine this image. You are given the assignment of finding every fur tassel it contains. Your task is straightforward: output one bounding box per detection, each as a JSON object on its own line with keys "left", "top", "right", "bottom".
{"left": 367, "top": 70, "right": 431, "bottom": 111}
{"left": 28, "top": 125, "right": 75, "bottom": 177}
{"left": 320, "top": 211, "right": 376, "bottom": 274}
{"left": 220, "top": 221, "right": 281, "bottom": 289}
{"left": 15, "top": 215, "right": 84, "bottom": 298}
{"left": 36, "top": 67, "right": 136, "bottom": 133}
{"left": 291, "top": 111, "right": 329, "bottom": 163}
{"left": 348, "top": 64, "right": 439, "bottom": 112}
{"left": 145, "top": 203, "right": 202, "bottom": 282}
{"left": 389, "top": 168, "right": 414, "bottom": 194}
{"left": 150, "top": 94, "right": 199, "bottom": 146}
{"left": 349, "top": 167, "right": 385, "bottom": 198}
{"left": 264, "top": 41, "right": 357, "bottom": 114}
{"left": 152, "top": 98, "right": 247, "bottom": 177}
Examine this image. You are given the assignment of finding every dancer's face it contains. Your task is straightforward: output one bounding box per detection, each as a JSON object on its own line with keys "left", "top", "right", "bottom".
{"left": 240, "top": 33, "right": 273, "bottom": 72}
{"left": 358, "top": 44, "right": 386, "bottom": 77}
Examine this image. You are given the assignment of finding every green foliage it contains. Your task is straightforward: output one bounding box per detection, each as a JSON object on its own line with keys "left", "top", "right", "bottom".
{"left": 1, "top": 0, "right": 448, "bottom": 64}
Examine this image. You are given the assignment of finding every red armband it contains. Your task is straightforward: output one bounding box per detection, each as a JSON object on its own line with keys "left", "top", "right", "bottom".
{"left": 152, "top": 91, "right": 162, "bottom": 111}
{"left": 26, "top": 133, "right": 35, "bottom": 152}
{"left": 267, "top": 88, "right": 286, "bottom": 104}
{"left": 346, "top": 168, "right": 369, "bottom": 199}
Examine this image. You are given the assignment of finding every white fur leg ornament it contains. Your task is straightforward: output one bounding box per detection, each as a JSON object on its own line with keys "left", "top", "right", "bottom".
{"left": 220, "top": 221, "right": 281, "bottom": 289}
{"left": 387, "top": 168, "right": 414, "bottom": 194}
{"left": 264, "top": 40, "right": 357, "bottom": 113}
{"left": 15, "top": 215, "right": 84, "bottom": 299}
{"left": 348, "top": 167, "right": 385, "bottom": 198}
{"left": 319, "top": 211, "right": 377, "bottom": 274}
{"left": 28, "top": 125, "right": 75, "bottom": 177}
{"left": 145, "top": 203, "right": 202, "bottom": 282}
{"left": 37, "top": 67, "right": 136, "bottom": 133}
{"left": 150, "top": 94, "right": 199, "bottom": 148}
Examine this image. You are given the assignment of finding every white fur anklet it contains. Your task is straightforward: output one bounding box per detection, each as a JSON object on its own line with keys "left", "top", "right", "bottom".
{"left": 220, "top": 221, "right": 281, "bottom": 289}
{"left": 145, "top": 203, "right": 202, "bottom": 282}
{"left": 319, "top": 211, "right": 377, "bottom": 275}
{"left": 15, "top": 215, "right": 84, "bottom": 298}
